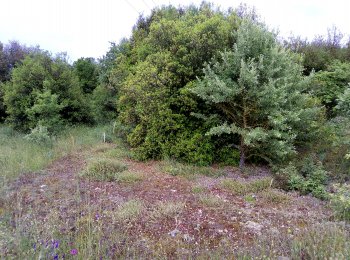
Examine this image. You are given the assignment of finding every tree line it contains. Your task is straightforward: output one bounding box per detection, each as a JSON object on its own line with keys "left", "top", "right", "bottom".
{"left": 0, "top": 3, "right": 349, "bottom": 197}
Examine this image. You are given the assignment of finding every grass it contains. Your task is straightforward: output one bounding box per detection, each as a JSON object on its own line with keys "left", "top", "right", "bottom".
{"left": 80, "top": 158, "right": 128, "bottom": 181}
{"left": 160, "top": 160, "right": 225, "bottom": 179}
{"left": 116, "top": 171, "right": 144, "bottom": 184}
{"left": 150, "top": 201, "right": 186, "bottom": 220}
{"left": 221, "top": 177, "right": 273, "bottom": 195}
{"left": 259, "top": 189, "right": 291, "bottom": 204}
{"left": 191, "top": 185, "right": 207, "bottom": 194}
{"left": 198, "top": 193, "right": 223, "bottom": 207}
{"left": 237, "top": 222, "right": 350, "bottom": 259}
{"left": 0, "top": 124, "right": 112, "bottom": 187}
{"left": 1, "top": 123, "right": 349, "bottom": 259}
{"left": 113, "top": 199, "right": 144, "bottom": 222}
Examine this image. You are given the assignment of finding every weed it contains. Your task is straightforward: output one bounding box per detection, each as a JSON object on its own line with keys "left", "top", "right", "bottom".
{"left": 198, "top": 194, "right": 223, "bottom": 207}
{"left": 330, "top": 183, "right": 350, "bottom": 221}
{"left": 81, "top": 159, "right": 128, "bottom": 181}
{"left": 244, "top": 194, "right": 256, "bottom": 203}
{"left": 291, "top": 223, "right": 350, "bottom": 259}
{"left": 221, "top": 179, "right": 247, "bottom": 194}
{"left": 150, "top": 201, "right": 185, "bottom": 220}
{"left": 221, "top": 177, "right": 273, "bottom": 195}
{"left": 161, "top": 160, "right": 225, "bottom": 179}
{"left": 237, "top": 222, "right": 350, "bottom": 259}
{"left": 116, "top": 171, "right": 144, "bottom": 184}
{"left": 113, "top": 200, "right": 144, "bottom": 222}
{"left": 259, "top": 189, "right": 290, "bottom": 204}
{"left": 191, "top": 185, "right": 207, "bottom": 194}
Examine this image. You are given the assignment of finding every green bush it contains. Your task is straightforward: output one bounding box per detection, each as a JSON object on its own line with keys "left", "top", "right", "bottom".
{"left": 215, "top": 146, "right": 240, "bottom": 166}
{"left": 3, "top": 52, "right": 92, "bottom": 132}
{"left": 163, "top": 131, "right": 214, "bottom": 166}
{"left": 116, "top": 4, "right": 240, "bottom": 165}
{"left": 330, "top": 183, "right": 350, "bottom": 221}
{"left": 23, "top": 125, "right": 52, "bottom": 145}
{"left": 284, "top": 158, "right": 329, "bottom": 199}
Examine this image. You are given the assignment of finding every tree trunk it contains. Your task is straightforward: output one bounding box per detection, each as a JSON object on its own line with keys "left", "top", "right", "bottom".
{"left": 239, "top": 136, "right": 245, "bottom": 170}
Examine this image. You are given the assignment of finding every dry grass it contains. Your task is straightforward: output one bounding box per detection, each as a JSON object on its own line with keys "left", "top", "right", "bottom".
{"left": 80, "top": 158, "right": 128, "bottom": 181}
{"left": 160, "top": 160, "right": 225, "bottom": 179}
{"left": 198, "top": 193, "right": 223, "bottom": 207}
{"left": 221, "top": 177, "right": 273, "bottom": 195}
{"left": 150, "top": 201, "right": 186, "bottom": 220}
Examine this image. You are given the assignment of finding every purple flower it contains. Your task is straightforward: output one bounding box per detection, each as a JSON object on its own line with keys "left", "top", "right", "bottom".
{"left": 53, "top": 240, "right": 60, "bottom": 249}
{"left": 95, "top": 213, "right": 100, "bottom": 220}
{"left": 70, "top": 249, "right": 78, "bottom": 255}
{"left": 53, "top": 254, "right": 59, "bottom": 260}
{"left": 33, "top": 243, "right": 37, "bottom": 250}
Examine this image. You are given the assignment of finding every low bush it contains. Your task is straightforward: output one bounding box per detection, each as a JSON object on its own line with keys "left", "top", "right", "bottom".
{"left": 23, "top": 125, "right": 52, "bottom": 145}
{"left": 330, "top": 183, "right": 350, "bottom": 221}
{"left": 276, "top": 157, "right": 329, "bottom": 200}
{"left": 81, "top": 159, "right": 128, "bottom": 181}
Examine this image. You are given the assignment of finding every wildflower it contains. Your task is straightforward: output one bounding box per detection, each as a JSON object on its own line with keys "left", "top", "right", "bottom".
{"left": 53, "top": 254, "right": 59, "bottom": 260}
{"left": 95, "top": 213, "right": 100, "bottom": 220}
{"left": 33, "top": 243, "right": 37, "bottom": 250}
{"left": 70, "top": 248, "right": 78, "bottom": 255}
{"left": 53, "top": 240, "right": 60, "bottom": 249}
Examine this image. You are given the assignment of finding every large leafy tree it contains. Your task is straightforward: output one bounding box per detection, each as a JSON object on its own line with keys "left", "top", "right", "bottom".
{"left": 192, "top": 20, "right": 321, "bottom": 168}
{"left": 115, "top": 3, "right": 240, "bottom": 164}
{"left": 3, "top": 52, "right": 91, "bottom": 131}
{"left": 73, "top": 57, "right": 98, "bottom": 94}
{"left": 90, "top": 40, "right": 131, "bottom": 124}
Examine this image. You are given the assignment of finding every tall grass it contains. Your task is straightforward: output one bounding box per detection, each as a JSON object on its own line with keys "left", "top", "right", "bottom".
{"left": 0, "top": 124, "right": 111, "bottom": 187}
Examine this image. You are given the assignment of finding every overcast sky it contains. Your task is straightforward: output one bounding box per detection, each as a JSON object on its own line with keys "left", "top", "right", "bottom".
{"left": 1, "top": 0, "right": 349, "bottom": 61}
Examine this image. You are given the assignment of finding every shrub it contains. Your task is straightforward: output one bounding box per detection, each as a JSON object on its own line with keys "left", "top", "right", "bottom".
{"left": 215, "top": 146, "right": 240, "bottom": 166}
{"left": 286, "top": 158, "right": 329, "bottom": 199}
{"left": 81, "top": 159, "right": 128, "bottom": 181}
{"left": 330, "top": 183, "right": 350, "bottom": 221}
{"left": 274, "top": 163, "right": 298, "bottom": 189}
{"left": 23, "top": 125, "right": 51, "bottom": 145}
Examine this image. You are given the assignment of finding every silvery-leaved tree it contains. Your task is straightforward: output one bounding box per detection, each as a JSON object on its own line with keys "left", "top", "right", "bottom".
{"left": 192, "top": 20, "right": 321, "bottom": 169}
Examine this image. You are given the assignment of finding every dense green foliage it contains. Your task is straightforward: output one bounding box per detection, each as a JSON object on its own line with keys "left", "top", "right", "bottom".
{"left": 330, "top": 183, "right": 350, "bottom": 221}
{"left": 3, "top": 52, "right": 91, "bottom": 132}
{"left": 311, "top": 61, "right": 350, "bottom": 117}
{"left": 73, "top": 57, "right": 98, "bottom": 94}
{"left": 0, "top": 2, "right": 348, "bottom": 186}
{"left": 115, "top": 4, "right": 240, "bottom": 165}
{"left": 192, "top": 20, "right": 321, "bottom": 168}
